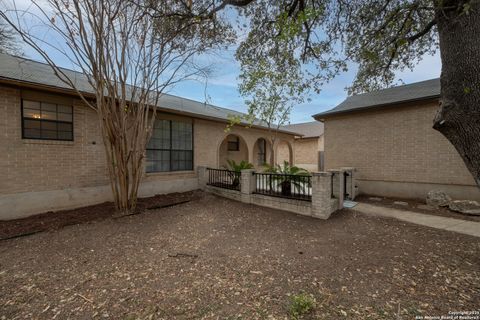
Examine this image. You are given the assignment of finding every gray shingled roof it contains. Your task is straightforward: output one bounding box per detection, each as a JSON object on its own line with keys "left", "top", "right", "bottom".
{"left": 282, "top": 121, "right": 324, "bottom": 138}
{"left": 0, "top": 53, "right": 300, "bottom": 135}
{"left": 313, "top": 78, "right": 440, "bottom": 119}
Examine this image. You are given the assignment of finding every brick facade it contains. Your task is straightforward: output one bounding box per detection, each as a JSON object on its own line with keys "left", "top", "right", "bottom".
{"left": 294, "top": 135, "right": 324, "bottom": 171}
{"left": 0, "top": 86, "right": 108, "bottom": 195}
{"left": 0, "top": 85, "right": 296, "bottom": 218}
{"left": 323, "top": 99, "right": 480, "bottom": 200}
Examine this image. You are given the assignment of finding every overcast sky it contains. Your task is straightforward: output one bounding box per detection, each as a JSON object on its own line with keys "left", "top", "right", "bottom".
{"left": 16, "top": 1, "right": 442, "bottom": 124}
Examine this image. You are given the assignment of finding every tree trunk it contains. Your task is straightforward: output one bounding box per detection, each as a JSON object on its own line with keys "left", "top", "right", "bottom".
{"left": 433, "top": 0, "right": 480, "bottom": 187}
{"left": 268, "top": 137, "right": 275, "bottom": 165}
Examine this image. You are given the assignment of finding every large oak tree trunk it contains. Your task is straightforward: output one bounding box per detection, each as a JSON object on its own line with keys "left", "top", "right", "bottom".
{"left": 433, "top": 0, "right": 480, "bottom": 187}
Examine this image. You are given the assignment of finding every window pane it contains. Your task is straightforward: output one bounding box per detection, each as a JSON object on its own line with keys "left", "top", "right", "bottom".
{"left": 58, "top": 105, "right": 72, "bottom": 114}
{"left": 58, "top": 123, "right": 72, "bottom": 132}
{"left": 22, "top": 100, "right": 74, "bottom": 141}
{"left": 146, "top": 120, "right": 193, "bottom": 172}
{"left": 23, "top": 100, "right": 40, "bottom": 110}
{"left": 171, "top": 151, "right": 192, "bottom": 171}
{"left": 23, "top": 119, "right": 40, "bottom": 129}
{"left": 41, "top": 130, "right": 57, "bottom": 139}
{"left": 149, "top": 120, "right": 170, "bottom": 149}
{"left": 41, "top": 111, "right": 57, "bottom": 120}
{"left": 146, "top": 150, "right": 170, "bottom": 172}
{"left": 171, "top": 121, "right": 192, "bottom": 150}
{"left": 23, "top": 108, "right": 42, "bottom": 119}
{"left": 23, "top": 128, "right": 41, "bottom": 138}
{"left": 42, "top": 102, "right": 57, "bottom": 112}
{"left": 58, "top": 113, "right": 73, "bottom": 122}
{"left": 228, "top": 141, "right": 239, "bottom": 151}
{"left": 41, "top": 121, "right": 57, "bottom": 131}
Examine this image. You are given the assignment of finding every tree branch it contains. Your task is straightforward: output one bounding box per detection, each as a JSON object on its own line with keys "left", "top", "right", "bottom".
{"left": 407, "top": 19, "right": 437, "bottom": 43}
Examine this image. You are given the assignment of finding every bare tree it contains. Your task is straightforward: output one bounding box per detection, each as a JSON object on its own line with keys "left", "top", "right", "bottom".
{"left": 1, "top": 0, "right": 230, "bottom": 214}
{"left": 0, "top": 17, "right": 20, "bottom": 53}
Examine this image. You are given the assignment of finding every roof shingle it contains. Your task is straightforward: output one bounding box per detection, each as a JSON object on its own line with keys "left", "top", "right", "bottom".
{"left": 0, "top": 53, "right": 300, "bottom": 135}
{"left": 282, "top": 121, "right": 324, "bottom": 138}
{"left": 313, "top": 78, "right": 440, "bottom": 119}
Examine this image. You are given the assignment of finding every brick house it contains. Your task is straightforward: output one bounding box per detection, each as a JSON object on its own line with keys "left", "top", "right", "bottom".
{"left": 0, "top": 53, "right": 299, "bottom": 219}
{"left": 282, "top": 121, "right": 324, "bottom": 172}
{"left": 314, "top": 79, "right": 480, "bottom": 201}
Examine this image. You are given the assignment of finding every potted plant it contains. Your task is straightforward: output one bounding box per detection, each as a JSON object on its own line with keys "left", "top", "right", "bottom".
{"left": 225, "top": 159, "right": 254, "bottom": 187}
{"left": 264, "top": 161, "right": 309, "bottom": 196}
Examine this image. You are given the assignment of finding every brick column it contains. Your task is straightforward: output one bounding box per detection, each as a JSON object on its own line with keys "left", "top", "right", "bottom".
{"left": 197, "top": 166, "right": 208, "bottom": 190}
{"left": 311, "top": 172, "right": 337, "bottom": 219}
{"left": 328, "top": 169, "right": 345, "bottom": 209}
{"left": 240, "top": 169, "right": 256, "bottom": 203}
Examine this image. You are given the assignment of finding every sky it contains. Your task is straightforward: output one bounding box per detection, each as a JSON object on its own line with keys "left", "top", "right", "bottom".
{"left": 14, "top": 0, "right": 442, "bottom": 124}
{"left": 166, "top": 49, "right": 441, "bottom": 123}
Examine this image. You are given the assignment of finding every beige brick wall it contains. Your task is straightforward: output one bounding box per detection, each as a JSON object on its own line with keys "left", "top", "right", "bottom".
{"left": 0, "top": 86, "right": 109, "bottom": 195}
{"left": 294, "top": 136, "right": 323, "bottom": 171}
{"left": 324, "top": 100, "right": 477, "bottom": 189}
{"left": 194, "top": 119, "right": 295, "bottom": 169}
{"left": 0, "top": 85, "right": 296, "bottom": 197}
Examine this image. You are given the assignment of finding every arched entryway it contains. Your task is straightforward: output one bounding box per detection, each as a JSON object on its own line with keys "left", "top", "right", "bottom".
{"left": 275, "top": 140, "right": 293, "bottom": 166}
{"left": 253, "top": 138, "right": 273, "bottom": 168}
{"left": 218, "top": 134, "right": 249, "bottom": 169}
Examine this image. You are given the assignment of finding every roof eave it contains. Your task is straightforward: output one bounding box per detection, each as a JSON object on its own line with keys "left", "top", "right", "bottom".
{"left": 312, "top": 95, "right": 440, "bottom": 120}
{"left": 0, "top": 76, "right": 298, "bottom": 136}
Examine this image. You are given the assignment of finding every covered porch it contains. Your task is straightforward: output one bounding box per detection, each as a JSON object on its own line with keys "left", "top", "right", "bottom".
{"left": 217, "top": 133, "right": 294, "bottom": 170}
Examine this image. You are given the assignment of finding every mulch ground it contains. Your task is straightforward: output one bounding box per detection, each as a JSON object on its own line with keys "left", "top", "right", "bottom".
{"left": 0, "top": 191, "right": 201, "bottom": 240}
{"left": 0, "top": 192, "right": 479, "bottom": 319}
{"left": 357, "top": 195, "right": 480, "bottom": 222}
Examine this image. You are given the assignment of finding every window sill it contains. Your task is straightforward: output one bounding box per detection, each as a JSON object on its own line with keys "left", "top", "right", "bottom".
{"left": 145, "top": 170, "right": 196, "bottom": 177}
{"left": 22, "top": 139, "right": 74, "bottom": 146}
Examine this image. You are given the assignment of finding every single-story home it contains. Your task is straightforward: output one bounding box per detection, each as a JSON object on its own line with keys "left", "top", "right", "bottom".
{"left": 282, "top": 121, "right": 324, "bottom": 172}
{"left": 314, "top": 78, "right": 480, "bottom": 201}
{"left": 0, "top": 53, "right": 300, "bottom": 219}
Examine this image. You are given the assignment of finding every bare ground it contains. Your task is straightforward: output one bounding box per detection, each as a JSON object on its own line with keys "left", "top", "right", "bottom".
{"left": 0, "top": 191, "right": 200, "bottom": 240}
{"left": 357, "top": 195, "right": 480, "bottom": 222}
{"left": 0, "top": 192, "right": 479, "bottom": 319}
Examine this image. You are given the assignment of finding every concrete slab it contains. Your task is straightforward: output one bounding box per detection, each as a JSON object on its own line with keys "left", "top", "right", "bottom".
{"left": 352, "top": 203, "right": 480, "bottom": 238}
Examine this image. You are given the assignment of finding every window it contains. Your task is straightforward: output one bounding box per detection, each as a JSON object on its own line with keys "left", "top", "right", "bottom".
{"left": 257, "top": 138, "right": 266, "bottom": 165}
{"left": 22, "top": 99, "right": 73, "bottom": 141}
{"left": 227, "top": 136, "right": 240, "bottom": 151}
{"left": 146, "top": 119, "right": 193, "bottom": 172}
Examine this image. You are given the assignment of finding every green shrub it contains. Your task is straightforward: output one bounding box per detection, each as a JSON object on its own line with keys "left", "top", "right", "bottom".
{"left": 226, "top": 159, "right": 254, "bottom": 172}
{"left": 288, "top": 293, "right": 316, "bottom": 319}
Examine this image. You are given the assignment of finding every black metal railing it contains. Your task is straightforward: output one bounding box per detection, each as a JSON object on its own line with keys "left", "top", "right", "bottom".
{"left": 254, "top": 172, "right": 312, "bottom": 201}
{"left": 331, "top": 172, "right": 336, "bottom": 198}
{"left": 207, "top": 168, "right": 241, "bottom": 191}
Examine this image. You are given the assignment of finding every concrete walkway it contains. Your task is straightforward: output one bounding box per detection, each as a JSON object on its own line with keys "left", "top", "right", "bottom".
{"left": 352, "top": 202, "right": 480, "bottom": 238}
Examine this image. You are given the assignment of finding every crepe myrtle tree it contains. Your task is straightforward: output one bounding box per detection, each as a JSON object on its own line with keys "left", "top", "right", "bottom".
{"left": 1, "top": 0, "right": 234, "bottom": 214}
{"left": 184, "top": 0, "right": 480, "bottom": 187}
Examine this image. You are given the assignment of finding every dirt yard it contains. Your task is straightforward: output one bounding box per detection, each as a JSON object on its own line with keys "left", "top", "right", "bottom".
{"left": 1, "top": 192, "right": 479, "bottom": 319}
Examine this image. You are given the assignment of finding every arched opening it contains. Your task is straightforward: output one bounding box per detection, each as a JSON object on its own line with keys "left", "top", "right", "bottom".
{"left": 218, "top": 134, "right": 249, "bottom": 169}
{"left": 253, "top": 138, "right": 273, "bottom": 169}
{"left": 275, "top": 140, "right": 293, "bottom": 166}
